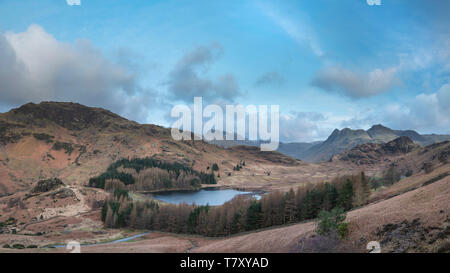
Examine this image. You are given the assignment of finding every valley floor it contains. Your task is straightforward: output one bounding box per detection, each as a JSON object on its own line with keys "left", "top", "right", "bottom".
{"left": 2, "top": 164, "right": 448, "bottom": 253}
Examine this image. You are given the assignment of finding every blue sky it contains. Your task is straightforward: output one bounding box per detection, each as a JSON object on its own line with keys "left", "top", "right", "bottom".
{"left": 0, "top": 0, "right": 449, "bottom": 142}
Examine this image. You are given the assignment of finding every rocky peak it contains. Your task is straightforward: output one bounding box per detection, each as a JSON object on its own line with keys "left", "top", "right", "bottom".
{"left": 324, "top": 127, "right": 370, "bottom": 144}
{"left": 367, "top": 124, "right": 395, "bottom": 138}
{"left": 327, "top": 129, "right": 341, "bottom": 142}
{"left": 368, "top": 124, "right": 391, "bottom": 132}
{"left": 382, "top": 136, "right": 417, "bottom": 154}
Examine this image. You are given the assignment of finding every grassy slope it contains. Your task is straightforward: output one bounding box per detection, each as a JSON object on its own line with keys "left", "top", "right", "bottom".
{"left": 191, "top": 169, "right": 450, "bottom": 253}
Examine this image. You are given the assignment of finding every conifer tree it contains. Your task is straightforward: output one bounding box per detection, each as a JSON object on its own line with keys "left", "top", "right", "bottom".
{"left": 337, "top": 179, "right": 353, "bottom": 211}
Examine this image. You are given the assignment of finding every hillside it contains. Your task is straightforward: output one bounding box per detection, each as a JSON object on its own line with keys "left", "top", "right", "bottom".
{"left": 4, "top": 160, "right": 447, "bottom": 253}
{"left": 0, "top": 102, "right": 300, "bottom": 196}
{"left": 333, "top": 136, "right": 420, "bottom": 166}
{"left": 1, "top": 102, "right": 447, "bottom": 198}
{"left": 0, "top": 102, "right": 448, "bottom": 253}
{"left": 191, "top": 163, "right": 450, "bottom": 253}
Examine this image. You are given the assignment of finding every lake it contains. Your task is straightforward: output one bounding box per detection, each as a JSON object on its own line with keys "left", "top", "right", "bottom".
{"left": 151, "top": 188, "right": 261, "bottom": 206}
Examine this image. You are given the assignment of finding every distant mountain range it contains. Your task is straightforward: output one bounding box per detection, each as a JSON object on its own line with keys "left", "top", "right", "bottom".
{"left": 209, "top": 124, "right": 450, "bottom": 163}
{"left": 298, "top": 124, "right": 450, "bottom": 162}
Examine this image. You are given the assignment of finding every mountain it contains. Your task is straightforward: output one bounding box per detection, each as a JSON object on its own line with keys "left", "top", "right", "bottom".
{"left": 299, "top": 128, "right": 373, "bottom": 162}
{"left": 208, "top": 137, "right": 322, "bottom": 159}
{"left": 276, "top": 141, "right": 323, "bottom": 159}
{"left": 367, "top": 124, "right": 403, "bottom": 142}
{"left": 333, "top": 136, "right": 420, "bottom": 165}
{"left": 205, "top": 124, "right": 450, "bottom": 163}
{"left": 0, "top": 102, "right": 298, "bottom": 196}
{"left": 287, "top": 124, "right": 450, "bottom": 163}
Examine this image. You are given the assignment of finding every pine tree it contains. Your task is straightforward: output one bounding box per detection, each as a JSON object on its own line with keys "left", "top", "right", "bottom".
{"left": 337, "top": 179, "right": 353, "bottom": 211}
{"left": 246, "top": 200, "right": 262, "bottom": 230}
{"left": 322, "top": 183, "right": 338, "bottom": 211}
{"left": 301, "top": 190, "right": 314, "bottom": 220}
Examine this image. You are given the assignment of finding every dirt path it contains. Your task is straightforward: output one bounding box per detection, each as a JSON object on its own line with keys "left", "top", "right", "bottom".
{"left": 17, "top": 216, "right": 63, "bottom": 233}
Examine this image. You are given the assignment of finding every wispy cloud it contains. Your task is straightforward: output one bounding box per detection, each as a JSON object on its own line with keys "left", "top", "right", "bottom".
{"left": 257, "top": 2, "right": 323, "bottom": 57}
{"left": 255, "top": 71, "right": 284, "bottom": 87}
{"left": 166, "top": 43, "right": 241, "bottom": 104}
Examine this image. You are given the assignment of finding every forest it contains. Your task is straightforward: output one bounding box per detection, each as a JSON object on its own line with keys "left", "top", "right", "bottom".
{"left": 101, "top": 172, "right": 371, "bottom": 237}
{"left": 88, "top": 157, "right": 216, "bottom": 191}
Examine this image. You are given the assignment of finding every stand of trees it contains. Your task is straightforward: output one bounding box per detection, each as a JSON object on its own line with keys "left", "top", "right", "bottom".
{"left": 102, "top": 172, "right": 370, "bottom": 236}
{"left": 89, "top": 157, "right": 216, "bottom": 191}
{"left": 370, "top": 165, "right": 405, "bottom": 190}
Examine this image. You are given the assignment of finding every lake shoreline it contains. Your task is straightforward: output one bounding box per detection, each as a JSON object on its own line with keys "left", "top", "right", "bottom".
{"left": 136, "top": 185, "right": 266, "bottom": 195}
{"left": 137, "top": 187, "right": 264, "bottom": 206}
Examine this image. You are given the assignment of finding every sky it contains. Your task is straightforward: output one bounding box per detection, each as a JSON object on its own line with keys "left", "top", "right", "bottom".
{"left": 0, "top": 0, "right": 449, "bottom": 142}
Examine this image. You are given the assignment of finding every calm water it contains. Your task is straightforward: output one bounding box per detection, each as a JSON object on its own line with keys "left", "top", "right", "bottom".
{"left": 151, "top": 188, "right": 261, "bottom": 206}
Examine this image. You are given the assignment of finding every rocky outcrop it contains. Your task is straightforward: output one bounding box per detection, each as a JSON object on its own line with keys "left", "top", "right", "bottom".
{"left": 382, "top": 136, "right": 417, "bottom": 154}
{"left": 51, "top": 188, "right": 76, "bottom": 199}
{"left": 375, "top": 217, "right": 450, "bottom": 253}
{"left": 8, "top": 102, "right": 135, "bottom": 131}
{"left": 336, "top": 136, "right": 418, "bottom": 165}
{"left": 30, "top": 178, "right": 64, "bottom": 194}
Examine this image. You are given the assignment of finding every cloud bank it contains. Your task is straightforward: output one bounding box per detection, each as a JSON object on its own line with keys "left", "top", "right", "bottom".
{"left": 387, "top": 83, "right": 450, "bottom": 132}
{"left": 340, "top": 83, "right": 450, "bottom": 134}
{"left": 0, "top": 24, "right": 156, "bottom": 122}
{"left": 311, "top": 65, "right": 398, "bottom": 98}
{"left": 279, "top": 111, "right": 330, "bottom": 142}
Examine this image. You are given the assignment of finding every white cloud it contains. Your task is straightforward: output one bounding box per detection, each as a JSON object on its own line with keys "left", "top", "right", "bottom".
{"left": 340, "top": 83, "right": 450, "bottom": 134}
{"left": 384, "top": 84, "right": 450, "bottom": 132}
{"left": 279, "top": 111, "right": 331, "bottom": 142}
{"left": 0, "top": 24, "right": 157, "bottom": 122}
{"left": 311, "top": 65, "right": 399, "bottom": 98}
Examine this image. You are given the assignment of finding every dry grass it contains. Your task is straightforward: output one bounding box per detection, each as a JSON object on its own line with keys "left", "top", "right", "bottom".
{"left": 346, "top": 173, "right": 450, "bottom": 245}
{"left": 192, "top": 174, "right": 450, "bottom": 253}
{"left": 79, "top": 235, "right": 193, "bottom": 253}
{"left": 369, "top": 164, "right": 450, "bottom": 203}
{"left": 1, "top": 103, "right": 448, "bottom": 253}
